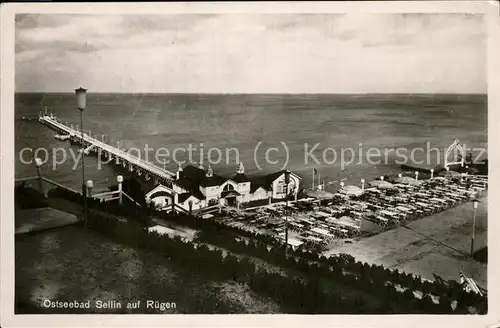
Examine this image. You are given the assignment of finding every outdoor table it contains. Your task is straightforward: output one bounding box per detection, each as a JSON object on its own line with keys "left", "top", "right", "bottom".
{"left": 380, "top": 210, "right": 398, "bottom": 217}
{"left": 316, "top": 211, "right": 331, "bottom": 217}
{"left": 396, "top": 206, "right": 412, "bottom": 213}
{"left": 306, "top": 236, "right": 323, "bottom": 242}
{"left": 311, "top": 227, "right": 330, "bottom": 236}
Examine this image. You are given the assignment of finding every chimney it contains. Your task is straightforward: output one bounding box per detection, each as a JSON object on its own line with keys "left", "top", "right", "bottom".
{"left": 176, "top": 162, "right": 183, "bottom": 180}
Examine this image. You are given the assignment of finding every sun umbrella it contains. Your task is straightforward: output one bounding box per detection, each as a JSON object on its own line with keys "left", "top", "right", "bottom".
{"left": 339, "top": 185, "right": 364, "bottom": 197}
{"left": 394, "top": 176, "right": 420, "bottom": 185}
{"left": 369, "top": 180, "right": 395, "bottom": 189}
{"left": 306, "top": 190, "right": 335, "bottom": 199}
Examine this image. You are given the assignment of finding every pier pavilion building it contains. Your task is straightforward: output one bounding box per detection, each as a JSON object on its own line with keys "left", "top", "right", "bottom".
{"left": 145, "top": 162, "right": 301, "bottom": 213}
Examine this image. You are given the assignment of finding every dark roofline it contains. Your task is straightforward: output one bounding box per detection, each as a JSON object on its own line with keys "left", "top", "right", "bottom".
{"left": 262, "top": 170, "right": 302, "bottom": 187}
{"left": 231, "top": 173, "right": 251, "bottom": 183}
{"left": 178, "top": 192, "right": 205, "bottom": 203}
{"left": 176, "top": 165, "right": 301, "bottom": 194}
{"left": 149, "top": 191, "right": 172, "bottom": 199}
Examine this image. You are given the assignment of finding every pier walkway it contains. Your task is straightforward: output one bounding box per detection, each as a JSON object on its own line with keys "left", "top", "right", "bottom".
{"left": 38, "top": 114, "right": 176, "bottom": 185}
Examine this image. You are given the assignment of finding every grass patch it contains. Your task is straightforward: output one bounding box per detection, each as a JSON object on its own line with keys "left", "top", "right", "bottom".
{"left": 15, "top": 226, "right": 281, "bottom": 314}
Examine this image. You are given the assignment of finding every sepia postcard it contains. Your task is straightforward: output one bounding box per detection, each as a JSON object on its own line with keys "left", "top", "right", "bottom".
{"left": 1, "top": 1, "right": 499, "bottom": 328}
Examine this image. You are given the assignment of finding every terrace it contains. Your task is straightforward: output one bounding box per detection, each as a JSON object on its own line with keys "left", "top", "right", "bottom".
{"left": 200, "top": 173, "right": 487, "bottom": 254}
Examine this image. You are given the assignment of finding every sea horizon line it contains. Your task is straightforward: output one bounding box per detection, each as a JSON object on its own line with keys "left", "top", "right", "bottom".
{"left": 14, "top": 92, "right": 488, "bottom": 96}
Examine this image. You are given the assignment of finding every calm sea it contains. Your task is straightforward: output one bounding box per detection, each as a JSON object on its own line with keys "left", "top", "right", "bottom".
{"left": 15, "top": 93, "right": 487, "bottom": 192}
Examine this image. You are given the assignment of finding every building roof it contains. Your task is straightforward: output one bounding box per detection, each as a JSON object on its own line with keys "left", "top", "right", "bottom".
{"left": 175, "top": 165, "right": 301, "bottom": 195}
{"left": 265, "top": 170, "right": 302, "bottom": 183}
{"left": 177, "top": 165, "right": 228, "bottom": 188}
{"left": 249, "top": 176, "right": 271, "bottom": 193}
{"left": 177, "top": 192, "right": 205, "bottom": 203}
{"left": 180, "top": 165, "right": 207, "bottom": 183}
{"left": 249, "top": 170, "right": 301, "bottom": 193}
{"left": 146, "top": 184, "right": 173, "bottom": 198}
{"left": 174, "top": 177, "right": 196, "bottom": 193}
{"left": 199, "top": 174, "right": 227, "bottom": 187}
{"left": 232, "top": 173, "right": 250, "bottom": 183}
{"left": 149, "top": 190, "right": 172, "bottom": 199}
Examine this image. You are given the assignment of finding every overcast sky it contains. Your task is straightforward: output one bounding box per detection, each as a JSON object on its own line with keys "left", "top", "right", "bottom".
{"left": 15, "top": 13, "right": 486, "bottom": 93}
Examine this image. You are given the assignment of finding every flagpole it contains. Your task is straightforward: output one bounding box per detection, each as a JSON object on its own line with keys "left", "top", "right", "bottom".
{"left": 312, "top": 168, "right": 315, "bottom": 191}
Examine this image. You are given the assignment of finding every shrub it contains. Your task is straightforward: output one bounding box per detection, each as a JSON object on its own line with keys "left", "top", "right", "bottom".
{"left": 16, "top": 184, "right": 49, "bottom": 209}
{"left": 79, "top": 194, "right": 485, "bottom": 313}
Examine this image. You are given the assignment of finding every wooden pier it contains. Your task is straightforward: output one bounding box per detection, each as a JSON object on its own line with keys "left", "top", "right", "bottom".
{"left": 38, "top": 113, "right": 176, "bottom": 186}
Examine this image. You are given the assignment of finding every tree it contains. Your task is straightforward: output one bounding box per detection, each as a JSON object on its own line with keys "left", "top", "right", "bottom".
{"left": 401, "top": 288, "right": 416, "bottom": 303}
{"left": 420, "top": 294, "right": 437, "bottom": 313}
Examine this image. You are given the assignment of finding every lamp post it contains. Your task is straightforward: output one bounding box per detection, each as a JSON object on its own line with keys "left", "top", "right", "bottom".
{"left": 284, "top": 170, "right": 291, "bottom": 256}
{"left": 471, "top": 199, "right": 479, "bottom": 257}
{"left": 34, "top": 157, "right": 44, "bottom": 196}
{"left": 145, "top": 197, "right": 152, "bottom": 222}
{"left": 188, "top": 200, "right": 193, "bottom": 214}
{"left": 117, "top": 175, "right": 124, "bottom": 205}
{"left": 430, "top": 169, "right": 434, "bottom": 179}
{"left": 86, "top": 180, "right": 94, "bottom": 197}
{"left": 171, "top": 189, "right": 176, "bottom": 215}
{"left": 75, "top": 87, "right": 88, "bottom": 226}
{"left": 415, "top": 171, "right": 419, "bottom": 181}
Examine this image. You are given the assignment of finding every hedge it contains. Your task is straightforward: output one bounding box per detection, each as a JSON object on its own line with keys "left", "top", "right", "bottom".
{"left": 82, "top": 209, "right": 377, "bottom": 313}
{"left": 193, "top": 228, "right": 485, "bottom": 313}
{"left": 15, "top": 185, "right": 49, "bottom": 209}
{"left": 47, "top": 187, "right": 151, "bottom": 226}
{"left": 49, "top": 186, "right": 486, "bottom": 313}
{"left": 78, "top": 208, "right": 487, "bottom": 314}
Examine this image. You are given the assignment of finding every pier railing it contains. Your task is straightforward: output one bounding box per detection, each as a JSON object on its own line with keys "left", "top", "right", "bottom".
{"left": 15, "top": 176, "right": 81, "bottom": 196}
{"left": 38, "top": 114, "right": 176, "bottom": 184}
{"left": 15, "top": 176, "right": 141, "bottom": 207}
{"left": 91, "top": 189, "right": 141, "bottom": 207}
